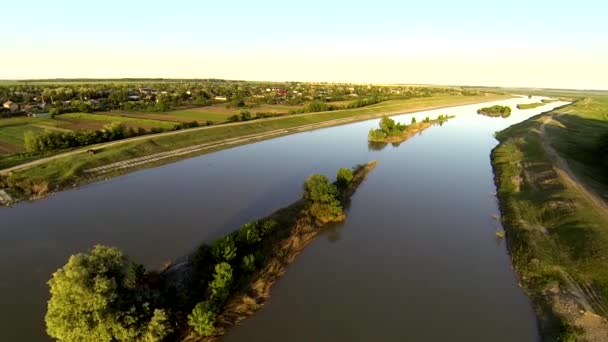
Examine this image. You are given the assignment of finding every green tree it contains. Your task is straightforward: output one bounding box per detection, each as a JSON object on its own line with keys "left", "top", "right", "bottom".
{"left": 211, "top": 236, "right": 237, "bottom": 262}
{"left": 24, "top": 131, "right": 39, "bottom": 153}
{"left": 303, "top": 174, "right": 344, "bottom": 223}
{"left": 209, "top": 262, "right": 233, "bottom": 303}
{"left": 187, "top": 301, "right": 217, "bottom": 336}
{"left": 336, "top": 168, "right": 353, "bottom": 188}
{"left": 304, "top": 174, "right": 338, "bottom": 203}
{"left": 45, "top": 245, "right": 170, "bottom": 341}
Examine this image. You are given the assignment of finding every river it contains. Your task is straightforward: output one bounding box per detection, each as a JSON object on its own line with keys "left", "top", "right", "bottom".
{"left": 0, "top": 97, "right": 568, "bottom": 341}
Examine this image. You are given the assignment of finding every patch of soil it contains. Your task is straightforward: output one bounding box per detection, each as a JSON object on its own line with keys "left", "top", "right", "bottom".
{"left": 0, "top": 141, "right": 23, "bottom": 153}
{"left": 54, "top": 118, "right": 106, "bottom": 131}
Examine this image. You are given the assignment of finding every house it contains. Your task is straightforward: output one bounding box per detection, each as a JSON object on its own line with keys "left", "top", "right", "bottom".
{"left": 2, "top": 101, "right": 19, "bottom": 111}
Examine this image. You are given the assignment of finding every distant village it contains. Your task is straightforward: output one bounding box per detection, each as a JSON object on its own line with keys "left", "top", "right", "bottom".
{"left": 0, "top": 80, "right": 477, "bottom": 117}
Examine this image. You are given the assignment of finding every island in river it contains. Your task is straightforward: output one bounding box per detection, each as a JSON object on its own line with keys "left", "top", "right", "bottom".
{"left": 368, "top": 114, "right": 453, "bottom": 143}
{"left": 44, "top": 161, "right": 377, "bottom": 341}
{"left": 477, "top": 105, "right": 512, "bottom": 118}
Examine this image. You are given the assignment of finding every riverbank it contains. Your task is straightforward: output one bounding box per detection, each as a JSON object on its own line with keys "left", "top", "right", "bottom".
{"left": 491, "top": 97, "right": 608, "bottom": 341}
{"left": 0, "top": 94, "right": 507, "bottom": 205}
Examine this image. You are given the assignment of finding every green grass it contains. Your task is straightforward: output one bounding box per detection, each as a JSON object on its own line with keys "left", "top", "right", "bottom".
{"left": 0, "top": 125, "right": 47, "bottom": 146}
{"left": 0, "top": 119, "right": 68, "bottom": 151}
{"left": 516, "top": 102, "right": 545, "bottom": 110}
{"left": 492, "top": 96, "right": 608, "bottom": 340}
{"left": 2, "top": 94, "right": 508, "bottom": 196}
{"left": 58, "top": 113, "right": 179, "bottom": 129}
{"left": 167, "top": 109, "right": 233, "bottom": 122}
{"left": 0, "top": 116, "right": 67, "bottom": 128}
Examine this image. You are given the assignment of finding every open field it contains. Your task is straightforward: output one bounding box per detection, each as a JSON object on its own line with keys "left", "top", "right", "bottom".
{"left": 0, "top": 118, "right": 69, "bottom": 152}
{"left": 100, "top": 104, "right": 305, "bottom": 124}
{"left": 57, "top": 113, "right": 179, "bottom": 129}
{"left": 492, "top": 96, "right": 608, "bottom": 340}
{"left": 0, "top": 93, "right": 509, "bottom": 200}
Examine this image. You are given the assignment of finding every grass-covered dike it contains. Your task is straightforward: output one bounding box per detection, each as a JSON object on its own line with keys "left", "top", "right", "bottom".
{"left": 44, "top": 161, "right": 377, "bottom": 341}
{"left": 491, "top": 97, "right": 608, "bottom": 341}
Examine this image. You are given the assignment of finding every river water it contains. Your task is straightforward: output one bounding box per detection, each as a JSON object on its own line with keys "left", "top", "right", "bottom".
{"left": 0, "top": 97, "right": 568, "bottom": 341}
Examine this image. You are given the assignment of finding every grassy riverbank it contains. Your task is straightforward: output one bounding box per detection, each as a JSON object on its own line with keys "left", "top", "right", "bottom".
{"left": 517, "top": 103, "right": 546, "bottom": 110}
{"left": 0, "top": 93, "right": 506, "bottom": 203}
{"left": 44, "top": 162, "right": 377, "bottom": 341}
{"left": 491, "top": 96, "right": 608, "bottom": 341}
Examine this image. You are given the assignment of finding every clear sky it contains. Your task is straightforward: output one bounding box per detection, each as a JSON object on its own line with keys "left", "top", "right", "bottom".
{"left": 3, "top": 0, "right": 607, "bottom": 89}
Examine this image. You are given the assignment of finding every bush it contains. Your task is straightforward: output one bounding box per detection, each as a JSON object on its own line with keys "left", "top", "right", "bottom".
{"left": 239, "top": 110, "right": 252, "bottom": 121}
{"left": 208, "top": 262, "right": 233, "bottom": 303}
{"left": 304, "top": 174, "right": 338, "bottom": 203}
{"left": 187, "top": 301, "right": 217, "bottom": 337}
{"left": 336, "top": 168, "right": 353, "bottom": 188}
{"left": 303, "top": 101, "right": 330, "bottom": 113}
{"left": 237, "top": 222, "right": 261, "bottom": 246}
{"left": 211, "top": 236, "right": 237, "bottom": 262}
{"left": 260, "top": 219, "right": 277, "bottom": 236}
{"left": 304, "top": 174, "right": 344, "bottom": 223}
{"left": 242, "top": 254, "right": 256, "bottom": 273}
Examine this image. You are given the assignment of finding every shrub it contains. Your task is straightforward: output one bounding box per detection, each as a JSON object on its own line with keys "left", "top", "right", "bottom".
{"left": 208, "top": 262, "right": 233, "bottom": 303}
{"left": 187, "top": 301, "right": 217, "bottom": 337}
{"left": 211, "top": 236, "right": 237, "bottom": 262}
{"left": 242, "top": 254, "right": 256, "bottom": 273}
{"left": 304, "top": 174, "right": 344, "bottom": 223}
{"left": 304, "top": 174, "right": 338, "bottom": 203}
{"left": 239, "top": 110, "right": 252, "bottom": 121}
{"left": 237, "top": 222, "right": 261, "bottom": 246}
{"left": 336, "top": 168, "right": 353, "bottom": 188}
{"left": 304, "top": 101, "right": 330, "bottom": 113}
{"left": 368, "top": 129, "right": 387, "bottom": 141}
{"left": 260, "top": 219, "right": 277, "bottom": 236}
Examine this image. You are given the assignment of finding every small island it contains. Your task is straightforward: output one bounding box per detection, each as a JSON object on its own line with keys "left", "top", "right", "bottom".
{"left": 516, "top": 102, "right": 545, "bottom": 110}
{"left": 368, "top": 114, "right": 453, "bottom": 143}
{"left": 476, "top": 105, "right": 512, "bottom": 117}
{"left": 44, "top": 161, "right": 377, "bottom": 341}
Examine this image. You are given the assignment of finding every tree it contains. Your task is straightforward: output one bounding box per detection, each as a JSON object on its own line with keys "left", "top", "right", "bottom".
{"left": 304, "top": 174, "right": 338, "bottom": 203}
{"left": 24, "top": 131, "right": 39, "bottom": 153}
{"left": 336, "top": 168, "right": 353, "bottom": 188}
{"left": 303, "top": 174, "right": 344, "bottom": 224}
{"left": 45, "top": 245, "right": 170, "bottom": 342}
{"left": 187, "top": 301, "right": 217, "bottom": 336}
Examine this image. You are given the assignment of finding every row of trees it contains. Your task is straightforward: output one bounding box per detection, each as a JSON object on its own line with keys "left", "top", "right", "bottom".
{"left": 24, "top": 120, "right": 206, "bottom": 153}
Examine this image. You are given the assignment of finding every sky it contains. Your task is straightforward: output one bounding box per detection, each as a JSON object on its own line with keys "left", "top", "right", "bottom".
{"left": 3, "top": 0, "right": 608, "bottom": 89}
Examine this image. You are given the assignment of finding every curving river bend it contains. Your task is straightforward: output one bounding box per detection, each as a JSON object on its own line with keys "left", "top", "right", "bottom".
{"left": 1, "top": 97, "right": 569, "bottom": 341}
